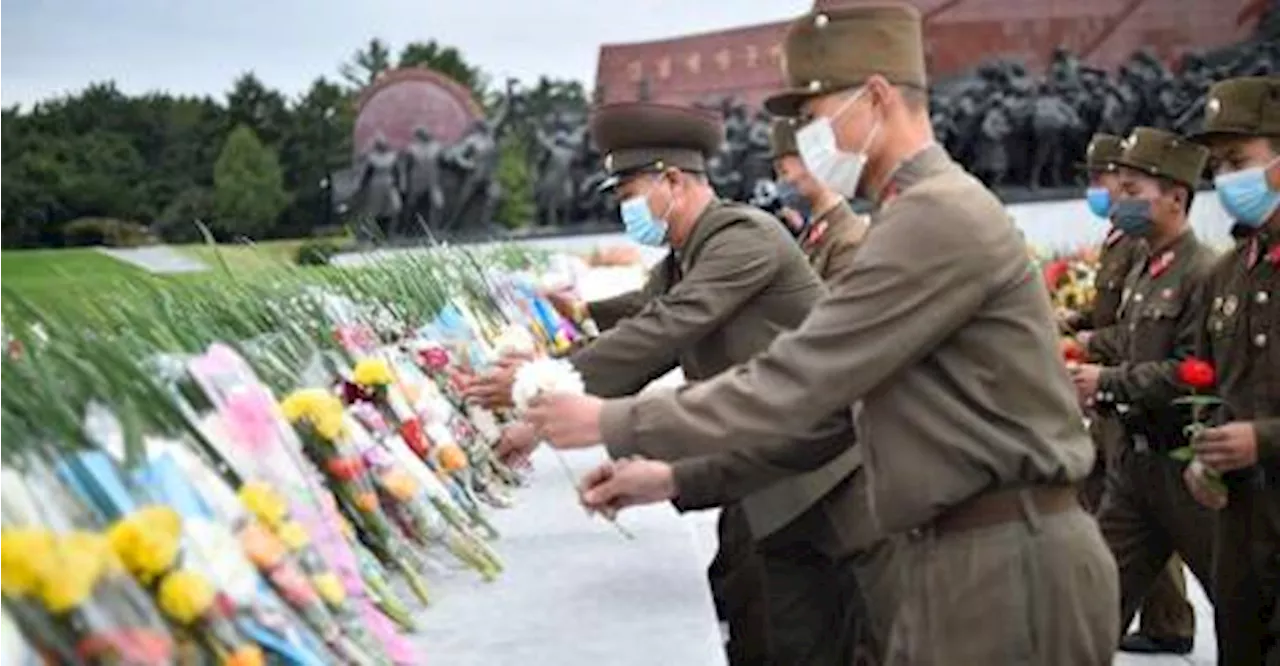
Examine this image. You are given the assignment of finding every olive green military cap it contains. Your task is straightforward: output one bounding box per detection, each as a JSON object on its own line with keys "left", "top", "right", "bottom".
{"left": 764, "top": 3, "right": 927, "bottom": 117}
{"left": 589, "top": 102, "right": 724, "bottom": 191}
{"left": 768, "top": 118, "right": 800, "bottom": 159}
{"left": 1113, "top": 127, "right": 1209, "bottom": 189}
{"left": 1076, "top": 133, "right": 1123, "bottom": 172}
{"left": 1189, "top": 76, "right": 1280, "bottom": 143}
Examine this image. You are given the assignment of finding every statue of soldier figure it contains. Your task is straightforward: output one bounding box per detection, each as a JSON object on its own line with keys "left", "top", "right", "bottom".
{"left": 398, "top": 126, "right": 446, "bottom": 234}
{"left": 353, "top": 134, "right": 403, "bottom": 239}
{"left": 441, "top": 79, "right": 515, "bottom": 232}
{"left": 532, "top": 124, "right": 578, "bottom": 226}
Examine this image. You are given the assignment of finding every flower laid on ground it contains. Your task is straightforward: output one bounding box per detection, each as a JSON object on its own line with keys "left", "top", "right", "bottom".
{"left": 353, "top": 358, "right": 395, "bottom": 388}
{"left": 493, "top": 325, "right": 538, "bottom": 357}
{"left": 281, "top": 388, "right": 347, "bottom": 441}
{"left": 155, "top": 569, "right": 215, "bottom": 624}
{"left": 108, "top": 506, "right": 183, "bottom": 585}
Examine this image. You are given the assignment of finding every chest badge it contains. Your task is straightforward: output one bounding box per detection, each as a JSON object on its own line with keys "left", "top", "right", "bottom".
{"left": 1223, "top": 295, "right": 1239, "bottom": 317}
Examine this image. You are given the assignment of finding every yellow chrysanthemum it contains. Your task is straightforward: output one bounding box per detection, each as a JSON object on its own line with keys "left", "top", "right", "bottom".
{"left": 280, "top": 389, "right": 330, "bottom": 423}
{"left": 275, "top": 521, "right": 310, "bottom": 550}
{"left": 156, "top": 569, "right": 216, "bottom": 625}
{"left": 238, "top": 482, "right": 288, "bottom": 528}
{"left": 0, "top": 529, "right": 55, "bottom": 597}
{"left": 108, "top": 508, "right": 182, "bottom": 584}
{"left": 311, "top": 410, "right": 347, "bottom": 442}
{"left": 311, "top": 572, "right": 346, "bottom": 606}
{"left": 352, "top": 359, "right": 394, "bottom": 387}
{"left": 41, "top": 532, "right": 111, "bottom": 614}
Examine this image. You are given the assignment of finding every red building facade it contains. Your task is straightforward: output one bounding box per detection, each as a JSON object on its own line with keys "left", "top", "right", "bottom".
{"left": 595, "top": 0, "right": 1263, "bottom": 108}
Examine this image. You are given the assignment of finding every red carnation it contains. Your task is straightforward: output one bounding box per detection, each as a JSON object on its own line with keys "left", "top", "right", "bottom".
{"left": 1042, "top": 259, "right": 1070, "bottom": 291}
{"left": 1177, "top": 357, "right": 1215, "bottom": 390}
{"left": 399, "top": 418, "right": 431, "bottom": 458}
{"left": 325, "top": 456, "right": 366, "bottom": 481}
{"left": 1060, "top": 337, "right": 1087, "bottom": 363}
{"left": 419, "top": 347, "right": 450, "bottom": 372}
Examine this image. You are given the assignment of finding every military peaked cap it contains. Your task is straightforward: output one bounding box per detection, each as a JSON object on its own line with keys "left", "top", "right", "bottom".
{"left": 1113, "top": 127, "right": 1209, "bottom": 189}
{"left": 768, "top": 118, "right": 800, "bottom": 159}
{"left": 1077, "top": 133, "right": 1123, "bottom": 172}
{"left": 764, "top": 3, "right": 927, "bottom": 117}
{"left": 589, "top": 102, "right": 724, "bottom": 190}
{"left": 1189, "top": 76, "right": 1280, "bottom": 143}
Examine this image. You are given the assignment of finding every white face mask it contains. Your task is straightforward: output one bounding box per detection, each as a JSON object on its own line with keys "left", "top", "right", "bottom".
{"left": 796, "top": 87, "right": 881, "bottom": 198}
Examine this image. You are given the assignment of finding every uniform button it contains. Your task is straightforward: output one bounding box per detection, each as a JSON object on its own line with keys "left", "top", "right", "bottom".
{"left": 1258, "top": 291, "right": 1270, "bottom": 305}
{"left": 1256, "top": 333, "right": 1268, "bottom": 348}
{"left": 1129, "top": 323, "right": 1138, "bottom": 331}
{"left": 1134, "top": 293, "right": 1144, "bottom": 302}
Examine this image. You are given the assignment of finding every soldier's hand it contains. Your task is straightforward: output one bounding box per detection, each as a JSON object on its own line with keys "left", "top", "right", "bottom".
{"left": 463, "top": 361, "right": 523, "bottom": 409}
{"left": 1069, "top": 363, "right": 1103, "bottom": 404}
{"left": 526, "top": 392, "right": 603, "bottom": 449}
{"left": 542, "top": 288, "right": 585, "bottom": 323}
{"left": 1183, "top": 460, "right": 1228, "bottom": 510}
{"left": 495, "top": 421, "right": 539, "bottom": 467}
{"left": 579, "top": 456, "right": 676, "bottom": 518}
{"left": 1193, "top": 421, "right": 1259, "bottom": 473}
{"left": 779, "top": 207, "right": 805, "bottom": 233}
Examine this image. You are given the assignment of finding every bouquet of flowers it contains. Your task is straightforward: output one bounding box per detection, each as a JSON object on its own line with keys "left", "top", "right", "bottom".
{"left": 281, "top": 387, "right": 434, "bottom": 606}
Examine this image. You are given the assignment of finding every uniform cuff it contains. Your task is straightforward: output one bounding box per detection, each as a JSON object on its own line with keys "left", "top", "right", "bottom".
{"left": 670, "top": 458, "right": 719, "bottom": 512}
{"left": 1255, "top": 419, "right": 1280, "bottom": 461}
{"left": 600, "top": 397, "right": 641, "bottom": 459}
{"left": 1096, "top": 367, "right": 1124, "bottom": 406}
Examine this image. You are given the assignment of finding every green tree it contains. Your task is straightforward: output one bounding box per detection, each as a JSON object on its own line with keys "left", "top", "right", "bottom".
{"left": 397, "top": 40, "right": 489, "bottom": 98}
{"left": 276, "top": 77, "right": 354, "bottom": 235}
{"left": 494, "top": 134, "right": 534, "bottom": 229}
{"left": 340, "top": 38, "right": 394, "bottom": 90}
{"left": 212, "top": 124, "right": 289, "bottom": 237}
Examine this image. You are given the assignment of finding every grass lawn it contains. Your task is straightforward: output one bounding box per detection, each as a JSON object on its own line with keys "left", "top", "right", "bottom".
{"left": 177, "top": 239, "right": 310, "bottom": 273}
{"left": 2, "top": 247, "right": 149, "bottom": 288}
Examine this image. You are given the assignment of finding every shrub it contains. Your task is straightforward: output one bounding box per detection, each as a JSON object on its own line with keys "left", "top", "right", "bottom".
{"left": 62, "top": 218, "right": 154, "bottom": 247}
{"left": 294, "top": 239, "right": 343, "bottom": 266}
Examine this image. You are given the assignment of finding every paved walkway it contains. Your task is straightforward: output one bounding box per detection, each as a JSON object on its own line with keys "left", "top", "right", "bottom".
{"left": 413, "top": 446, "right": 727, "bottom": 666}
{"left": 96, "top": 246, "right": 207, "bottom": 273}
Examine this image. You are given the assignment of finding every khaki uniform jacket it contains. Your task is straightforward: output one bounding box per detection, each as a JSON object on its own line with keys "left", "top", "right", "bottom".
{"left": 574, "top": 200, "right": 862, "bottom": 544}
{"left": 598, "top": 145, "right": 1094, "bottom": 536}
{"left": 801, "top": 200, "right": 869, "bottom": 282}
{"left": 1086, "top": 230, "right": 1217, "bottom": 451}
{"left": 1197, "top": 230, "right": 1280, "bottom": 475}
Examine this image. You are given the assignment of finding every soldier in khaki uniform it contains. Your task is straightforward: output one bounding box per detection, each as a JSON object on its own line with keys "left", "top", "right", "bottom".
{"left": 769, "top": 117, "right": 869, "bottom": 281}
{"left": 467, "top": 101, "right": 871, "bottom": 666}
{"left": 525, "top": 5, "right": 1118, "bottom": 665}
{"left": 1063, "top": 133, "right": 1197, "bottom": 655}
{"left": 1067, "top": 127, "right": 1220, "bottom": 657}
{"left": 1186, "top": 76, "right": 1280, "bottom": 666}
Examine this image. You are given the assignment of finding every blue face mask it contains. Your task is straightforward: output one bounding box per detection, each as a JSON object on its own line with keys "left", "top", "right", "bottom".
{"left": 619, "top": 184, "right": 671, "bottom": 247}
{"left": 1085, "top": 186, "right": 1111, "bottom": 219}
{"left": 776, "top": 181, "right": 813, "bottom": 233}
{"left": 1111, "top": 198, "right": 1154, "bottom": 236}
{"left": 1214, "top": 158, "right": 1280, "bottom": 229}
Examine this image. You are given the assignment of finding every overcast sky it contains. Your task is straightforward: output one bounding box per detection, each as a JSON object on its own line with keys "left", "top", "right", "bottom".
{"left": 2, "top": 0, "right": 814, "bottom": 107}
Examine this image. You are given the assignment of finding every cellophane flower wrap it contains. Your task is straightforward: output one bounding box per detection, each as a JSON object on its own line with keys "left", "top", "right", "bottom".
{"left": 188, "top": 344, "right": 412, "bottom": 666}
{"left": 1, "top": 467, "right": 174, "bottom": 666}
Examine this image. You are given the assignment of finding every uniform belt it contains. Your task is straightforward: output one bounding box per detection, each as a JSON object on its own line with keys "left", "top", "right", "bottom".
{"left": 929, "top": 485, "right": 1079, "bottom": 536}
